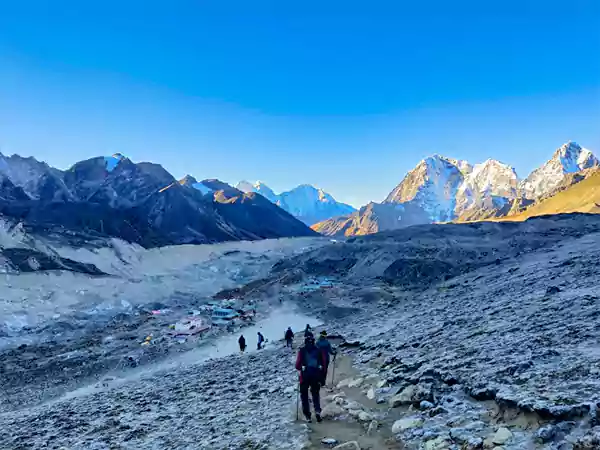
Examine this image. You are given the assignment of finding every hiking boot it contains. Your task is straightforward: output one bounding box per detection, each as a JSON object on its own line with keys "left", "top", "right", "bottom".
{"left": 315, "top": 413, "right": 322, "bottom": 423}
{"left": 304, "top": 414, "right": 312, "bottom": 423}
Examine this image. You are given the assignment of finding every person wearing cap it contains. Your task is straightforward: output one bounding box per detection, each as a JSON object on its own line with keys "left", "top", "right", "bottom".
{"left": 317, "top": 330, "right": 337, "bottom": 386}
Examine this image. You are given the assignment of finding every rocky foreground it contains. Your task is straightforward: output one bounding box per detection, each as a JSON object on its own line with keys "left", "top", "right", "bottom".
{"left": 3, "top": 214, "right": 600, "bottom": 449}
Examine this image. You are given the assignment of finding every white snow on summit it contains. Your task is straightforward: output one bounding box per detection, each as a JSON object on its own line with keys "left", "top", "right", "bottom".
{"left": 520, "top": 142, "right": 599, "bottom": 199}
{"left": 384, "top": 155, "right": 465, "bottom": 222}
{"left": 236, "top": 181, "right": 355, "bottom": 225}
{"left": 455, "top": 159, "right": 518, "bottom": 214}
{"left": 236, "top": 180, "right": 278, "bottom": 203}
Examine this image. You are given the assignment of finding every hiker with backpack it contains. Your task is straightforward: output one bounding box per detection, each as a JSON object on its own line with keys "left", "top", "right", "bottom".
{"left": 257, "top": 332, "right": 265, "bottom": 350}
{"left": 304, "top": 324, "right": 313, "bottom": 338}
{"left": 317, "top": 330, "right": 337, "bottom": 386}
{"left": 295, "top": 334, "right": 326, "bottom": 422}
{"left": 238, "top": 335, "right": 246, "bottom": 353}
{"left": 285, "top": 327, "right": 294, "bottom": 348}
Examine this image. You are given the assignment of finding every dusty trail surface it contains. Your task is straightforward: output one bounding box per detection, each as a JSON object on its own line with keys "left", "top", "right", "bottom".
{"left": 3, "top": 214, "right": 600, "bottom": 449}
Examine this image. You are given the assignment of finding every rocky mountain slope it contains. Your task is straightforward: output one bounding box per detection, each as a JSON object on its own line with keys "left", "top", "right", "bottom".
{"left": 4, "top": 213, "right": 600, "bottom": 449}
{"left": 0, "top": 153, "right": 316, "bottom": 246}
{"left": 314, "top": 141, "right": 597, "bottom": 236}
{"left": 520, "top": 142, "right": 599, "bottom": 199}
{"left": 504, "top": 169, "right": 600, "bottom": 220}
{"left": 237, "top": 181, "right": 356, "bottom": 225}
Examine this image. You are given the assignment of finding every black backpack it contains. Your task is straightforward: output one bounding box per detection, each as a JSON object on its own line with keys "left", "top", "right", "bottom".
{"left": 302, "top": 346, "right": 321, "bottom": 376}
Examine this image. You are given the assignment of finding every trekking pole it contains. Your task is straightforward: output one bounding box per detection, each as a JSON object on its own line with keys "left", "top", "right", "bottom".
{"left": 296, "top": 379, "right": 300, "bottom": 421}
{"left": 330, "top": 354, "right": 337, "bottom": 387}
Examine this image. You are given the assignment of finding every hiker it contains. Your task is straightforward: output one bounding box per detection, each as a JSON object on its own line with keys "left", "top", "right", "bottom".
{"left": 304, "top": 324, "right": 313, "bottom": 338}
{"left": 285, "top": 327, "right": 294, "bottom": 348}
{"left": 317, "top": 330, "right": 337, "bottom": 386}
{"left": 238, "top": 335, "right": 246, "bottom": 353}
{"left": 257, "top": 332, "right": 265, "bottom": 350}
{"left": 295, "top": 334, "right": 326, "bottom": 423}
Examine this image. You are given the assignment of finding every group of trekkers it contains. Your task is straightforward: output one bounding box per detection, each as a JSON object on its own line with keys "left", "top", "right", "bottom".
{"left": 237, "top": 331, "right": 266, "bottom": 352}
{"left": 236, "top": 323, "right": 337, "bottom": 423}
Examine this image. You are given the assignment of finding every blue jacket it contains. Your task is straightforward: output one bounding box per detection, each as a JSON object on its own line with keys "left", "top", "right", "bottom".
{"left": 316, "top": 337, "right": 336, "bottom": 364}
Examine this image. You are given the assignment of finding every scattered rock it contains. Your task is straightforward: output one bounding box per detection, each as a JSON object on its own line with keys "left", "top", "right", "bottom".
{"left": 489, "top": 427, "right": 512, "bottom": 445}
{"left": 348, "top": 378, "right": 364, "bottom": 388}
{"left": 367, "top": 420, "right": 378, "bottom": 436}
{"left": 360, "top": 411, "right": 374, "bottom": 422}
{"left": 332, "top": 441, "right": 361, "bottom": 450}
{"left": 321, "top": 437, "right": 338, "bottom": 446}
{"left": 321, "top": 403, "right": 345, "bottom": 418}
{"left": 376, "top": 379, "right": 388, "bottom": 388}
{"left": 535, "top": 425, "right": 556, "bottom": 443}
{"left": 428, "top": 406, "right": 447, "bottom": 417}
{"left": 367, "top": 387, "right": 376, "bottom": 400}
{"left": 337, "top": 378, "right": 353, "bottom": 389}
{"left": 420, "top": 400, "right": 434, "bottom": 410}
{"left": 424, "top": 436, "right": 450, "bottom": 450}
{"left": 389, "top": 385, "right": 417, "bottom": 407}
{"left": 392, "top": 417, "right": 424, "bottom": 433}
{"left": 546, "top": 286, "right": 561, "bottom": 295}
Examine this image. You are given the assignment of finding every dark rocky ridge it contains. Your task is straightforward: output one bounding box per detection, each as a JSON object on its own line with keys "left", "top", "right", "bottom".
{"left": 0, "top": 153, "right": 316, "bottom": 247}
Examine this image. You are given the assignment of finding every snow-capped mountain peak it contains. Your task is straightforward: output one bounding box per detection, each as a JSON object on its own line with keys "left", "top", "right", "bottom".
{"left": 236, "top": 180, "right": 278, "bottom": 202}
{"left": 454, "top": 159, "right": 518, "bottom": 216}
{"left": 384, "top": 154, "right": 465, "bottom": 222}
{"left": 178, "top": 175, "right": 215, "bottom": 195}
{"left": 520, "top": 141, "right": 599, "bottom": 199}
{"left": 235, "top": 181, "right": 355, "bottom": 225}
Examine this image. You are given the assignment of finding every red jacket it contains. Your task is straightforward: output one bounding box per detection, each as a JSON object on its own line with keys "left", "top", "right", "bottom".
{"left": 295, "top": 344, "right": 327, "bottom": 384}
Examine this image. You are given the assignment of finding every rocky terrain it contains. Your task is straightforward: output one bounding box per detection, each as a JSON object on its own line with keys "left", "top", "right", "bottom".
{"left": 314, "top": 142, "right": 599, "bottom": 237}
{"left": 3, "top": 213, "right": 600, "bottom": 449}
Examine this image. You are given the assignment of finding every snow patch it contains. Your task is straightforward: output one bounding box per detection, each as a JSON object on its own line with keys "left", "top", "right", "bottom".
{"left": 192, "top": 182, "right": 214, "bottom": 195}
{"left": 104, "top": 154, "right": 125, "bottom": 172}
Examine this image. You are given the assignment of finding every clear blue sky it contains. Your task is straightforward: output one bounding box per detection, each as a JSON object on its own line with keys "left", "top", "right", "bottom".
{"left": 1, "top": 1, "right": 599, "bottom": 207}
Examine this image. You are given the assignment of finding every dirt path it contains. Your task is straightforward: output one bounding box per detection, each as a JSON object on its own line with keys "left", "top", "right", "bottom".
{"left": 298, "top": 342, "right": 404, "bottom": 450}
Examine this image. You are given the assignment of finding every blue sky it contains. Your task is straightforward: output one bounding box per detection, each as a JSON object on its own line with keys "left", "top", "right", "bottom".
{"left": 0, "top": 1, "right": 599, "bottom": 207}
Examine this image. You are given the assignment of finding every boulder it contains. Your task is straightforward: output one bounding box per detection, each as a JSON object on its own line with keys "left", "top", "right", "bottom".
{"left": 389, "top": 385, "right": 417, "bottom": 407}
{"left": 376, "top": 379, "right": 388, "bottom": 388}
{"left": 392, "top": 417, "right": 424, "bottom": 433}
{"left": 491, "top": 427, "right": 512, "bottom": 445}
{"left": 367, "top": 387, "right": 376, "bottom": 400}
{"left": 358, "top": 411, "right": 373, "bottom": 422}
{"left": 321, "top": 403, "right": 345, "bottom": 418}
{"left": 424, "top": 436, "right": 450, "bottom": 450}
{"left": 337, "top": 378, "right": 353, "bottom": 389}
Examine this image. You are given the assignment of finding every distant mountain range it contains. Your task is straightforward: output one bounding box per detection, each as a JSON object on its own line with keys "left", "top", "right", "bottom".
{"left": 314, "top": 142, "right": 600, "bottom": 236}
{"left": 1, "top": 141, "right": 597, "bottom": 246}
{"left": 235, "top": 181, "right": 356, "bottom": 225}
{"left": 0, "top": 153, "right": 316, "bottom": 247}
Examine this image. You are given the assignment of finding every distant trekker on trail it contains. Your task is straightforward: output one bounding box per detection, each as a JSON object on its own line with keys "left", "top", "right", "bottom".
{"left": 304, "top": 324, "right": 313, "bottom": 338}
{"left": 317, "top": 330, "right": 337, "bottom": 386}
{"left": 238, "top": 335, "right": 246, "bottom": 353}
{"left": 295, "top": 334, "right": 326, "bottom": 423}
{"left": 257, "top": 332, "right": 265, "bottom": 350}
{"left": 285, "top": 327, "right": 294, "bottom": 348}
